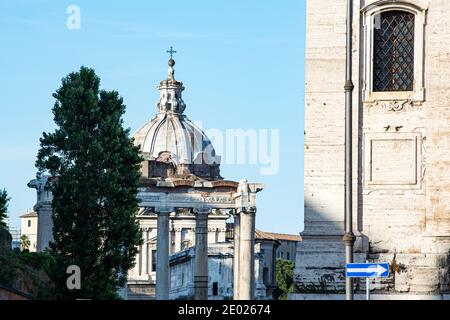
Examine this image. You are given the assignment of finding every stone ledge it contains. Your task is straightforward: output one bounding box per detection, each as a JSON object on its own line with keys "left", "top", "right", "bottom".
{"left": 289, "top": 293, "right": 450, "bottom": 300}
{"left": 139, "top": 178, "right": 239, "bottom": 189}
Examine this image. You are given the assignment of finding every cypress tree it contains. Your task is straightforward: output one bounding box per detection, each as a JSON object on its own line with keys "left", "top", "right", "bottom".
{"left": 36, "top": 67, "right": 143, "bottom": 299}
{"left": 0, "top": 189, "right": 9, "bottom": 228}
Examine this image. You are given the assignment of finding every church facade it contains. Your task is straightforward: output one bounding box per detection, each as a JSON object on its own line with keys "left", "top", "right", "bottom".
{"left": 294, "top": 0, "right": 450, "bottom": 299}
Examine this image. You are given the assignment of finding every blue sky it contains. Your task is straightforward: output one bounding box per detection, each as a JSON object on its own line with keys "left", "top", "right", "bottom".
{"left": 0, "top": 0, "right": 306, "bottom": 234}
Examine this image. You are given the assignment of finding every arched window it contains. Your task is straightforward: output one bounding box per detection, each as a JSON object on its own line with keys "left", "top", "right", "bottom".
{"left": 362, "top": 2, "right": 427, "bottom": 104}
{"left": 373, "top": 10, "right": 415, "bottom": 92}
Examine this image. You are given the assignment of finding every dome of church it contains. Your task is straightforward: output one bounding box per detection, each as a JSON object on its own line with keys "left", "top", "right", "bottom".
{"left": 133, "top": 56, "right": 222, "bottom": 180}
{"left": 133, "top": 112, "right": 220, "bottom": 166}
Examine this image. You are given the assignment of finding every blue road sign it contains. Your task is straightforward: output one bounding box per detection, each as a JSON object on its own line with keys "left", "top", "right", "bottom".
{"left": 346, "top": 263, "right": 390, "bottom": 278}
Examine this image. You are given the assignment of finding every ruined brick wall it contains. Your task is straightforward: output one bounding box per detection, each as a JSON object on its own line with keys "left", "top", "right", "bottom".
{"left": 0, "top": 286, "right": 31, "bottom": 300}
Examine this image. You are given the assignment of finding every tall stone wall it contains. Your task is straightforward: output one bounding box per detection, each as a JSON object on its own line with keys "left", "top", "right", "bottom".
{"left": 419, "top": 0, "right": 450, "bottom": 294}
{"left": 294, "top": 0, "right": 363, "bottom": 293}
{"left": 295, "top": 0, "right": 450, "bottom": 297}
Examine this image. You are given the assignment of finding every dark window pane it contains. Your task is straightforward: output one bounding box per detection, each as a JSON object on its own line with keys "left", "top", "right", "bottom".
{"left": 151, "top": 250, "right": 157, "bottom": 272}
{"left": 263, "top": 267, "right": 269, "bottom": 285}
{"left": 373, "top": 11, "right": 415, "bottom": 92}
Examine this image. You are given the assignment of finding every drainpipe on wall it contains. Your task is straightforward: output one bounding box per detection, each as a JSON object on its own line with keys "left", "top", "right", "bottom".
{"left": 343, "top": 0, "right": 356, "bottom": 301}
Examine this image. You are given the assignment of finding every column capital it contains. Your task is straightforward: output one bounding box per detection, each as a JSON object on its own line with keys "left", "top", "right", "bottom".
{"left": 235, "top": 206, "right": 257, "bottom": 215}
{"left": 155, "top": 207, "right": 175, "bottom": 214}
{"left": 193, "top": 207, "right": 211, "bottom": 215}
{"left": 236, "top": 180, "right": 265, "bottom": 194}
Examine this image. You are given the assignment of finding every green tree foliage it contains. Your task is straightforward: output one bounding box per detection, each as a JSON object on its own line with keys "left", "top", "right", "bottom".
{"left": 0, "top": 250, "right": 56, "bottom": 299}
{"left": 36, "top": 67, "right": 143, "bottom": 299}
{"left": 0, "top": 189, "right": 10, "bottom": 228}
{"left": 20, "top": 235, "right": 31, "bottom": 252}
{"left": 276, "top": 258, "right": 296, "bottom": 300}
{"left": 20, "top": 249, "right": 55, "bottom": 271}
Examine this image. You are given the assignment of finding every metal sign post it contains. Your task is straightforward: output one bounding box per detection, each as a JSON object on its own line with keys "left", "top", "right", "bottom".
{"left": 366, "top": 278, "right": 370, "bottom": 301}
{"left": 366, "top": 260, "right": 370, "bottom": 301}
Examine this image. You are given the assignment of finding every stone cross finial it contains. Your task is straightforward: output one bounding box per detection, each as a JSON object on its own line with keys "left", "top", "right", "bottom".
{"left": 166, "top": 46, "right": 177, "bottom": 59}
{"left": 166, "top": 47, "right": 177, "bottom": 80}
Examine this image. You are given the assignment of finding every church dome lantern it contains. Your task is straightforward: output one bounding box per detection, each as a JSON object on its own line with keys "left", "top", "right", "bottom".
{"left": 133, "top": 48, "right": 222, "bottom": 181}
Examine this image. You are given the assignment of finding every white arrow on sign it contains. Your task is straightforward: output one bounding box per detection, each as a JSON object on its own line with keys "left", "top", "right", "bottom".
{"left": 349, "top": 265, "right": 388, "bottom": 276}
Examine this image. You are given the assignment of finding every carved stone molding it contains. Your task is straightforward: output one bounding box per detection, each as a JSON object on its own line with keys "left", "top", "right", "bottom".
{"left": 368, "top": 100, "right": 416, "bottom": 112}
{"left": 364, "top": 132, "right": 423, "bottom": 191}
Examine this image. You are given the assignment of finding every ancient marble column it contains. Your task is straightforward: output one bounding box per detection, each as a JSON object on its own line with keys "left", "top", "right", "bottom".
{"left": 194, "top": 208, "right": 209, "bottom": 300}
{"left": 156, "top": 209, "right": 171, "bottom": 300}
{"left": 35, "top": 203, "right": 53, "bottom": 252}
{"left": 28, "top": 177, "right": 54, "bottom": 252}
{"left": 238, "top": 207, "right": 256, "bottom": 300}
{"left": 233, "top": 211, "right": 241, "bottom": 300}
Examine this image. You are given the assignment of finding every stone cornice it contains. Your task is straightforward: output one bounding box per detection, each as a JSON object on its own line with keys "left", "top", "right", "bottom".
{"left": 138, "top": 179, "right": 239, "bottom": 190}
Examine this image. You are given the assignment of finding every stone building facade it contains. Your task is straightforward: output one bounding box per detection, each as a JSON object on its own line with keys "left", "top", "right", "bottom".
{"left": 19, "top": 211, "right": 38, "bottom": 252}
{"left": 294, "top": 0, "right": 450, "bottom": 299}
{"left": 254, "top": 231, "right": 280, "bottom": 298}
{"left": 266, "top": 232, "right": 301, "bottom": 262}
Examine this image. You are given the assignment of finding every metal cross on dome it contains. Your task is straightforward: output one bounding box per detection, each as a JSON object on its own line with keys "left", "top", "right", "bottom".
{"left": 166, "top": 46, "right": 177, "bottom": 59}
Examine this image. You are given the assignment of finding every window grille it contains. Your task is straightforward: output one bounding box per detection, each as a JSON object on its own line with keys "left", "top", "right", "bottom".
{"left": 373, "top": 11, "right": 415, "bottom": 92}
